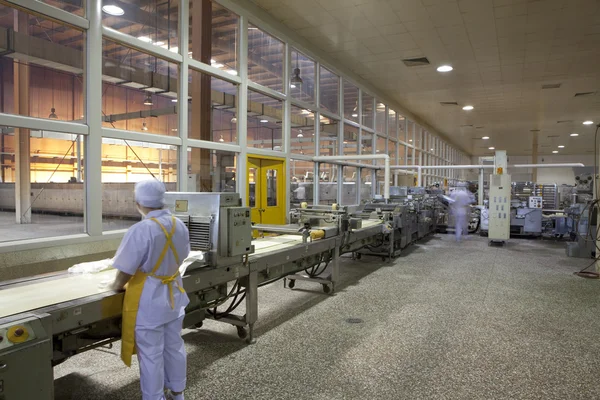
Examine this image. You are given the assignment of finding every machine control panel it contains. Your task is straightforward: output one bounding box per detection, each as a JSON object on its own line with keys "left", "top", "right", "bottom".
{"left": 528, "top": 196, "right": 543, "bottom": 209}
{"left": 226, "top": 207, "right": 254, "bottom": 257}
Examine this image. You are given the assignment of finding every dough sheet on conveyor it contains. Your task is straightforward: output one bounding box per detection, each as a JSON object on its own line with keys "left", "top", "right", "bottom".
{"left": 359, "top": 220, "right": 383, "bottom": 228}
{"left": 0, "top": 269, "right": 118, "bottom": 319}
{"left": 252, "top": 235, "right": 305, "bottom": 254}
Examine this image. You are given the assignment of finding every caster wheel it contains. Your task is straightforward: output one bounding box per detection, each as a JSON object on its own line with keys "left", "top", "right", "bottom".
{"left": 288, "top": 279, "right": 296, "bottom": 289}
{"left": 356, "top": 253, "right": 362, "bottom": 260}
{"left": 245, "top": 337, "right": 256, "bottom": 345}
{"left": 322, "top": 284, "right": 331, "bottom": 294}
{"left": 236, "top": 326, "right": 248, "bottom": 339}
{"left": 194, "top": 321, "right": 203, "bottom": 329}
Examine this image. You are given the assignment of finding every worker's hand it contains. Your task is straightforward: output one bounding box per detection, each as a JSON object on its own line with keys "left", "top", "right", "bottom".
{"left": 107, "top": 281, "right": 125, "bottom": 292}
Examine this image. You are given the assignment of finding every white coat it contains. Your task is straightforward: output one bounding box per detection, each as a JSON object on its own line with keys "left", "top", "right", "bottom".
{"left": 113, "top": 209, "right": 190, "bottom": 400}
{"left": 450, "top": 190, "right": 472, "bottom": 241}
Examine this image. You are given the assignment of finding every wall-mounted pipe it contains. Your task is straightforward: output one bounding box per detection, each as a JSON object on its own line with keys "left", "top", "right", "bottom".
{"left": 314, "top": 154, "right": 390, "bottom": 199}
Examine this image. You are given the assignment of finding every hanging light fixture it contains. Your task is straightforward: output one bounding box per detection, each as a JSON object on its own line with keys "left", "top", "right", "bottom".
{"left": 219, "top": 135, "right": 225, "bottom": 142}
{"left": 144, "top": 92, "right": 153, "bottom": 106}
{"left": 231, "top": 116, "right": 237, "bottom": 124}
{"left": 290, "top": 51, "right": 303, "bottom": 87}
{"left": 142, "top": 121, "right": 148, "bottom": 131}
{"left": 297, "top": 129, "right": 304, "bottom": 138}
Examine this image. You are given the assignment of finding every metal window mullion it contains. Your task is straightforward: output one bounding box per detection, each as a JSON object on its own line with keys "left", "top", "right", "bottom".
{"left": 188, "top": 138, "right": 241, "bottom": 152}
{"left": 102, "top": 26, "right": 183, "bottom": 64}
{"left": 85, "top": 0, "right": 103, "bottom": 237}
{"left": 0, "top": 113, "right": 88, "bottom": 135}
{"left": 6, "top": 0, "right": 89, "bottom": 29}
{"left": 178, "top": 0, "right": 190, "bottom": 191}
{"left": 101, "top": 128, "right": 182, "bottom": 146}
{"left": 247, "top": 81, "right": 286, "bottom": 101}
{"left": 238, "top": 14, "right": 249, "bottom": 204}
{"left": 188, "top": 58, "right": 242, "bottom": 85}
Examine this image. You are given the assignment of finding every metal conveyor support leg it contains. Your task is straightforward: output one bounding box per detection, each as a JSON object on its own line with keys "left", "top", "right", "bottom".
{"left": 245, "top": 270, "right": 258, "bottom": 344}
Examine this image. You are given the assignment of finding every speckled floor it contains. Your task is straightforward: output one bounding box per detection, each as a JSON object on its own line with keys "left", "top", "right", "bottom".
{"left": 54, "top": 234, "right": 600, "bottom": 400}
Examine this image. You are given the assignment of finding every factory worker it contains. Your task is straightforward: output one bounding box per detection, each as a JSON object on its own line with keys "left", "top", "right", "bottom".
{"left": 450, "top": 183, "right": 473, "bottom": 242}
{"left": 109, "top": 179, "right": 190, "bottom": 400}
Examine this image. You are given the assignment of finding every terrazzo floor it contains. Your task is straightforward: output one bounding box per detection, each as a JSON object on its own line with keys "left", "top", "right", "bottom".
{"left": 54, "top": 234, "right": 600, "bottom": 400}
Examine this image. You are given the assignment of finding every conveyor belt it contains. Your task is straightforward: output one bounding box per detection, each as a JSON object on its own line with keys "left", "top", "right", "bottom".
{"left": 252, "top": 235, "right": 306, "bottom": 253}
{"left": 0, "top": 270, "right": 117, "bottom": 319}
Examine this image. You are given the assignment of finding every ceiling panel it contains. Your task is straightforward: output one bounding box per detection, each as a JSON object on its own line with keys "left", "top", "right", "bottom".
{"left": 251, "top": 0, "right": 600, "bottom": 156}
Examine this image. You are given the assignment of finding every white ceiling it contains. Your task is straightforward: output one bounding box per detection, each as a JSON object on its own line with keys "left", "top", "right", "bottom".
{"left": 250, "top": 0, "right": 600, "bottom": 157}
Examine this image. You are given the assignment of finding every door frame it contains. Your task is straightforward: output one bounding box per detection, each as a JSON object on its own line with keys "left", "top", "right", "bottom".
{"left": 246, "top": 155, "right": 286, "bottom": 225}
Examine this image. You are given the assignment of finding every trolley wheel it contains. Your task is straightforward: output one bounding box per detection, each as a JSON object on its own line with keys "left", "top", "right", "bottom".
{"left": 288, "top": 279, "right": 296, "bottom": 289}
{"left": 246, "top": 336, "right": 257, "bottom": 344}
{"left": 322, "top": 284, "right": 331, "bottom": 294}
{"left": 236, "top": 326, "right": 248, "bottom": 339}
{"left": 194, "top": 321, "right": 203, "bottom": 329}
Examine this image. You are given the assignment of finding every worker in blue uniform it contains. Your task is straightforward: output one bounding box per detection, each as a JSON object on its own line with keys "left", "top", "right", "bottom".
{"left": 110, "top": 179, "right": 190, "bottom": 400}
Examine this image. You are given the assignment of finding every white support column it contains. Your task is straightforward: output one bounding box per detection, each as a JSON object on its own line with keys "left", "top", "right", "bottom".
{"left": 85, "top": 0, "right": 103, "bottom": 236}
{"left": 238, "top": 14, "right": 249, "bottom": 205}
{"left": 283, "top": 42, "right": 291, "bottom": 220}
{"left": 178, "top": 0, "right": 190, "bottom": 191}
{"left": 478, "top": 168, "right": 484, "bottom": 206}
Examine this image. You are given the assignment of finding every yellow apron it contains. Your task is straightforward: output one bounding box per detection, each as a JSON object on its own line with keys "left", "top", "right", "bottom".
{"left": 120, "top": 216, "right": 186, "bottom": 367}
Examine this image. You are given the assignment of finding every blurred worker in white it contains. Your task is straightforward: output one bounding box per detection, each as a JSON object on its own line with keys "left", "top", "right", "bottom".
{"left": 110, "top": 179, "right": 190, "bottom": 400}
{"left": 450, "top": 182, "right": 473, "bottom": 242}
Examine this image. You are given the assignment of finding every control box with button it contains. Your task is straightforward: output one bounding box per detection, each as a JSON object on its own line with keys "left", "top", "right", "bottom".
{"left": 528, "top": 196, "right": 543, "bottom": 209}
{"left": 225, "top": 207, "right": 254, "bottom": 257}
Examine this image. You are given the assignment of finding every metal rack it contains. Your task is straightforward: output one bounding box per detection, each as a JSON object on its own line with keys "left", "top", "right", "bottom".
{"left": 534, "top": 183, "right": 558, "bottom": 210}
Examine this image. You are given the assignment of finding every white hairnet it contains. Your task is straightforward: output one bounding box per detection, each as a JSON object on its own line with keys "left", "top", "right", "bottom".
{"left": 135, "top": 179, "right": 166, "bottom": 208}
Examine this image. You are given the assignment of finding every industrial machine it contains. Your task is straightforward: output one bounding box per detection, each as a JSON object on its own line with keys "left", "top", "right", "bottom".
{"left": 508, "top": 196, "right": 543, "bottom": 236}
{"left": 488, "top": 151, "right": 511, "bottom": 245}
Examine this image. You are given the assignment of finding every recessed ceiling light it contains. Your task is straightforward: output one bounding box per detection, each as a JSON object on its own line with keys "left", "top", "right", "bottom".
{"left": 138, "top": 36, "right": 152, "bottom": 43}
{"left": 437, "top": 65, "right": 453, "bottom": 72}
{"left": 260, "top": 119, "right": 268, "bottom": 123}
{"left": 558, "top": 145, "right": 565, "bottom": 148}
{"left": 102, "top": 5, "right": 124, "bottom": 15}
{"left": 462, "top": 105, "right": 474, "bottom": 111}
{"left": 552, "top": 150, "right": 558, "bottom": 153}
{"left": 482, "top": 136, "right": 489, "bottom": 140}
{"left": 488, "top": 147, "right": 495, "bottom": 150}
{"left": 570, "top": 133, "right": 579, "bottom": 137}
{"left": 583, "top": 120, "right": 594, "bottom": 125}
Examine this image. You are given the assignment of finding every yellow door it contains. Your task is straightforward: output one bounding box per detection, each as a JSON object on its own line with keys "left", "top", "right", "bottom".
{"left": 247, "top": 157, "right": 285, "bottom": 225}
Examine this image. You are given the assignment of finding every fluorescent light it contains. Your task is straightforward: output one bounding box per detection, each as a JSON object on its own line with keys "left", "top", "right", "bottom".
{"left": 226, "top": 69, "right": 238, "bottom": 75}
{"left": 409, "top": 139, "right": 412, "bottom": 142}
{"left": 188, "top": 51, "right": 193, "bottom": 56}
{"left": 301, "top": 109, "right": 311, "bottom": 115}
{"left": 570, "top": 133, "right": 579, "bottom": 137}
{"left": 351, "top": 113, "right": 358, "bottom": 118}
{"left": 171, "top": 99, "right": 178, "bottom": 103}
{"left": 138, "top": 36, "right": 152, "bottom": 43}
{"left": 552, "top": 150, "right": 558, "bottom": 153}
{"left": 260, "top": 119, "right": 268, "bottom": 123}
{"left": 482, "top": 136, "right": 489, "bottom": 140}
{"left": 488, "top": 147, "right": 495, "bottom": 150}
{"left": 290, "top": 84, "right": 296, "bottom": 89}
{"left": 437, "top": 65, "right": 453, "bottom": 72}
{"left": 430, "top": 148, "right": 434, "bottom": 151}
{"left": 558, "top": 145, "right": 565, "bottom": 148}
{"left": 153, "top": 41, "right": 165, "bottom": 46}
{"left": 462, "top": 105, "right": 474, "bottom": 111}
{"left": 583, "top": 120, "right": 594, "bottom": 125}
{"left": 212, "top": 63, "right": 224, "bottom": 68}
{"left": 102, "top": 5, "right": 124, "bottom": 15}
{"left": 169, "top": 47, "right": 179, "bottom": 53}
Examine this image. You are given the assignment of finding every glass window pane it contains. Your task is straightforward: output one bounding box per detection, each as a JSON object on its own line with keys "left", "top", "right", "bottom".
{"left": 376, "top": 169, "right": 392, "bottom": 195}
{"left": 102, "top": 1, "right": 178, "bottom": 52}
{"left": 248, "top": 25, "right": 284, "bottom": 92}
{"left": 320, "top": 67, "right": 339, "bottom": 113}
{"left": 290, "top": 159, "right": 314, "bottom": 208}
{"left": 398, "top": 143, "right": 406, "bottom": 165}
{"left": 291, "top": 106, "right": 316, "bottom": 156}
{"left": 415, "top": 126, "right": 422, "bottom": 149}
{"left": 189, "top": 1, "right": 238, "bottom": 73}
{"left": 343, "top": 124, "right": 359, "bottom": 156}
{"left": 248, "top": 166, "right": 257, "bottom": 208}
{"left": 375, "top": 135, "right": 386, "bottom": 164}
{"left": 376, "top": 102, "right": 386, "bottom": 134}
{"left": 406, "top": 120, "right": 414, "bottom": 144}
{"left": 101, "top": 139, "right": 177, "bottom": 231}
{"left": 0, "top": 5, "right": 84, "bottom": 121}
{"left": 360, "top": 168, "right": 373, "bottom": 202}
{"left": 102, "top": 40, "right": 178, "bottom": 136}
{"left": 266, "top": 168, "right": 278, "bottom": 206}
{"left": 388, "top": 109, "right": 397, "bottom": 139}
{"left": 362, "top": 92, "right": 374, "bottom": 128}
{"left": 290, "top": 49, "right": 315, "bottom": 103}
{"left": 318, "top": 163, "right": 337, "bottom": 205}
{"left": 343, "top": 80, "right": 359, "bottom": 123}
{"left": 319, "top": 120, "right": 339, "bottom": 157}
{"left": 341, "top": 166, "right": 357, "bottom": 205}
{"left": 389, "top": 140, "right": 397, "bottom": 165}
{"left": 187, "top": 148, "right": 236, "bottom": 192}
{"left": 0, "top": 128, "right": 84, "bottom": 242}
{"left": 188, "top": 70, "right": 238, "bottom": 143}
{"left": 248, "top": 90, "right": 283, "bottom": 151}
{"left": 407, "top": 147, "right": 414, "bottom": 165}
{"left": 44, "top": 0, "right": 84, "bottom": 16}
{"left": 361, "top": 132, "right": 373, "bottom": 156}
